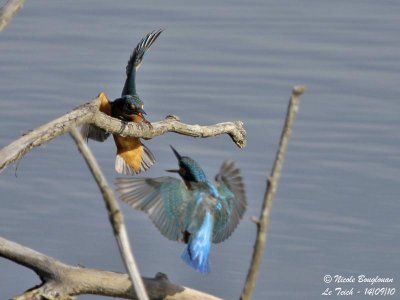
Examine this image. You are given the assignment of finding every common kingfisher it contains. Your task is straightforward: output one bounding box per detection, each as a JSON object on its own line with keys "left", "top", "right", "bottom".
{"left": 81, "top": 29, "right": 163, "bottom": 174}
{"left": 115, "top": 146, "right": 247, "bottom": 273}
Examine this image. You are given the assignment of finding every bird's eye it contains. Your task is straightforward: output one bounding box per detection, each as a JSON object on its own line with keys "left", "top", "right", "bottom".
{"left": 130, "top": 104, "right": 136, "bottom": 110}
{"left": 179, "top": 168, "right": 186, "bottom": 176}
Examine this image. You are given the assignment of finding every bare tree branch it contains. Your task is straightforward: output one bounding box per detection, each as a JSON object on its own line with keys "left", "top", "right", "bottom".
{"left": 0, "top": 236, "right": 222, "bottom": 300}
{"left": 69, "top": 127, "right": 148, "bottom": 300}
{"left": 0, "top": 92, "right": 246, "bottom": 172}
{"left": 240, "top": 85, "right": 306, "bottom": 300}
{"left": 0, "top": 0, "right": 24, "bottom": 31}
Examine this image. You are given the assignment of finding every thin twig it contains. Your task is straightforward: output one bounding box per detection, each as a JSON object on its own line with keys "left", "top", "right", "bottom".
{"left": 240, "top": 85, "right": 306, "bottom": 300}
{"left": 0, "top": 93, "right": 246, "bottom": 172}
{"left": 69, "top": 127, "right": 149, "bottom": 300}
{"left": 0, "top": 0, "right": 24, "bottom": 31}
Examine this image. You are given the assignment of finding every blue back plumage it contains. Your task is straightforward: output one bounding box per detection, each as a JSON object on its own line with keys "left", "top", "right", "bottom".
{"left": 115, "top": 147, "right": 247, "bottom": 274}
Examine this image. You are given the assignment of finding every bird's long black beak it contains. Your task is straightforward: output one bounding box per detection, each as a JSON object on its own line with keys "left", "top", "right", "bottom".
{"left": 165, "top": 169, "right": 180, "bottom": 173}
{"left": 170, "top": 145, "right": 182, "bottom": 160}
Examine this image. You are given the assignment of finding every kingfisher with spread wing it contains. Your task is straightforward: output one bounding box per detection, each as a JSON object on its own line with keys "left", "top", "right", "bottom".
{"left": 82, "top": 29, "right": 163, "bottom": 174}
{"left": 115, "top": 146, "right": 247, "bottom": 273}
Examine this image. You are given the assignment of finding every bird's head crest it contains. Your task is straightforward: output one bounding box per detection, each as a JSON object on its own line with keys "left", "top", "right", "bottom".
{"left": 123, "top": 95, "right": 146, "bottom": 116}
{"left": 167, "top": 146, "right": 207, "bottom": 183}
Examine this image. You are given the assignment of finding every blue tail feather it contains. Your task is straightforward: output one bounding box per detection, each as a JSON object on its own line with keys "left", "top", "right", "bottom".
{"left": 181, "top": 212, "right": 213, "bottom": 274}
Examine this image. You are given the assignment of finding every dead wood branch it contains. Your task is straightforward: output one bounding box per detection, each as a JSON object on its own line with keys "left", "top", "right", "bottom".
{"left": 0, "top": 92, "right": 246, "bottom": 172}
{"left": 0, "top": 0, "right": 24, "bottom": 31}
{"left": 70, "top": 127, "right": 148, "bottom": 300}
{"left": 240, "top": 85, "right": 306, "bottom": 300}
{"left": 0, "top": 236, "right": 222, "bottom": 300}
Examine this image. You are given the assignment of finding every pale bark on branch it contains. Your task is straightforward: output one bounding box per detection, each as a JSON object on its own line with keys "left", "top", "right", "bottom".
{"left": 0, "top": 0, "right": 24, "bottom": 31}
{"left": 70, "top": 127, "right": 148, "bottom": 300}
{"left": 241, "top": 85, "right": 306, "bottom": 300}
{"left": 1, "top": 86, "right": 305, "bottom": 299}
{"left": 0, "top": 92, "right": 246, "bottom": 172}
{"left": 0, "top": 236, "right": 222, "bottom": 300}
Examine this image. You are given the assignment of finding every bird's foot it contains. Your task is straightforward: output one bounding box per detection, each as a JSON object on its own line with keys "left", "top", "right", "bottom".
{"left": 143, "top": 118, "right": 153, "bottom": 129}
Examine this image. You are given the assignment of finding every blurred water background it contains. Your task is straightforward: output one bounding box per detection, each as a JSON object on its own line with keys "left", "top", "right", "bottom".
{"left": 0, "top": 1, "right": 399, "bottom": 299}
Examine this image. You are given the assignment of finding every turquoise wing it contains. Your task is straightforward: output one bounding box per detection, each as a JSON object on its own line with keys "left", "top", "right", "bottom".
{"left": 115, "top": 176, "right": 193, "bottom": 242}
{"left": 212, "top": 160, "right": 247, "bottom": 243}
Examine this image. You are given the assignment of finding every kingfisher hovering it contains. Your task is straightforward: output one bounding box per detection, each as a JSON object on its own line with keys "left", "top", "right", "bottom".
{"left": 115, "top": 146, "right": 247, "bottom": 273}
{"left": 81, "top": 29, "right": 163, "bottom": 174}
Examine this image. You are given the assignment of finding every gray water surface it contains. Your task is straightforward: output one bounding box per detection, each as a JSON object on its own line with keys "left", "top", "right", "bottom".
{"left": 1, "top": 1, "right": 399, "bottom": 299}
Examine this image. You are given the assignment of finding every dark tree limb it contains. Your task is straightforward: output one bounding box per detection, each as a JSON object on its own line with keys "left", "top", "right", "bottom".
{"left": 70, "top": 127, "right": 148, "bottom": 300}
{"left": 0, "top": 0, "right": 24, "bottom": 31}
{"left": 0, "top": 236, "right": 222, "bottom": 300}
{"left": 240, "top": 85, "right": 306, "bottom": 300}
{"left": 0, "top": 92, "right": 246, "bottom": 172}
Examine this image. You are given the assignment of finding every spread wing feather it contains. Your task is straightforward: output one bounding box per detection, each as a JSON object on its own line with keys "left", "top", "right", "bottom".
{"left": 115, "top": 176, "right": 193, "bottom": 242}
{"left": 213, "top": 160, "right": 247, "bottom": 243}
{"left": 121, "top": 29, "right": 163, "bottom": 96}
